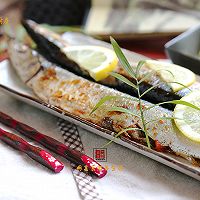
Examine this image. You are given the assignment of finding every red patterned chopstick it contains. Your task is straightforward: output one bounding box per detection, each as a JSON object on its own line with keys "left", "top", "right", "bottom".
{"left": 0, "top": 112, "right": 107, "bottom": 178}
{"left": 0, "top": 128, "right": 64, "bottom": 173}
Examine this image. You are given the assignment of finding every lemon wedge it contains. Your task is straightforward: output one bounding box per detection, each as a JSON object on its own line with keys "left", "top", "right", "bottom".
{"left": 63, "top": 45, "right": 118, "bottom": 81}
{"left": 174, "top": 91, "right": 200, "bottom": 142}
{"left": 144, "top": 60, "right": 196, "bottom": 92}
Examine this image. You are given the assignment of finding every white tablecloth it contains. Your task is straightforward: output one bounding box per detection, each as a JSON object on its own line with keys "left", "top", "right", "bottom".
{"left": 1, "top": 92, "right": 200, "bottom": 200}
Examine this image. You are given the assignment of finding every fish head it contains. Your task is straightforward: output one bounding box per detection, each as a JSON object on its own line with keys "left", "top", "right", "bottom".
{"left": 7, "top": 38, "right": 41, "bottom": 83}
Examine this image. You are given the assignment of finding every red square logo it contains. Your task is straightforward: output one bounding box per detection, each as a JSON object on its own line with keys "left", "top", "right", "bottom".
{"left": 93, "top": 148, "right": 107, "bottom": 162}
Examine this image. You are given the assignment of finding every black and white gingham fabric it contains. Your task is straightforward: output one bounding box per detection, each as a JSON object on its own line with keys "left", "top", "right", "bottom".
{"left": 57, "top": 119, "right": 103, "bottom": 200}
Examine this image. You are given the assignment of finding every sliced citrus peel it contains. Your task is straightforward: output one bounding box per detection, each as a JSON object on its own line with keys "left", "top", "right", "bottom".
{"left": 63, "top": 45, "right": 118, "bottom": 81}
{"left": 174, "top": 91, "right": 200, "bottom": 142}
{"left": 144, "top": 60, "right": 196, "bottom": 92}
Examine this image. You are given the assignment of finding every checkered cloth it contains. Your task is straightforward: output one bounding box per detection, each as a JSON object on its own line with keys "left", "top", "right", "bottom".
{"left": 57, "top": 119, "right": 103, "bottom": 200}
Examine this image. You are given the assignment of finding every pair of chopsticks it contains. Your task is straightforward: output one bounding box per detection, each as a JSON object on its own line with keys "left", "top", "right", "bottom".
{"left": 0, "top": 111, "right": 107, "bottom": 178}
{"left": 0, "top": 127, "right": 64, "bottom": 173}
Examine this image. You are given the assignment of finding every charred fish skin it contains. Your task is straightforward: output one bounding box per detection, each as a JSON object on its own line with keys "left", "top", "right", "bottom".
{"left": 22, "top": 20, "right": 90, "bottom": 79}
{"left": 7, "top": 39, "right": 200, "bottom": 161}
{"left": 22, "top": 20, "right": 200, "bottom": 110}
{"left": 102, "top": 75, "right": 181, "bottom": 110}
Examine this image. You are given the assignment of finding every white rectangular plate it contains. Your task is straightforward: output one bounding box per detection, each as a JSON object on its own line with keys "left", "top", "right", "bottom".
{"left": 1, "top": 33, "right": 200, "bottom": 181}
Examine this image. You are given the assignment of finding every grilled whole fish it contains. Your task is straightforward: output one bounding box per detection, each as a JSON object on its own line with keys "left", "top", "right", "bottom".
{"left": 7, "top": 38, "right": 200, "bottom": 161}
{"left": 22, "top": 20, "right": 200, "bottom": 110}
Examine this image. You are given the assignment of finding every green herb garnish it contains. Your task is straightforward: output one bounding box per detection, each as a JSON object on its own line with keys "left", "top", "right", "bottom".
{"left": 91, "top": 37, "right": 200, "bottom": 149}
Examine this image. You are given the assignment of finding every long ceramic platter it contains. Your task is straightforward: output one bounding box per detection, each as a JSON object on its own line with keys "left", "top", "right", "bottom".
{"left": 1, "top": 33, "right": 200, "bottom": 181}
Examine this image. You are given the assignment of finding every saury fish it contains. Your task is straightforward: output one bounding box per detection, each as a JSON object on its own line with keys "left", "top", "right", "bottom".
{"left": 22, "top": 20, "right": 200, "bottom": 110}
{"left": 7, "top": 38, "right": 200, "bottom": 162}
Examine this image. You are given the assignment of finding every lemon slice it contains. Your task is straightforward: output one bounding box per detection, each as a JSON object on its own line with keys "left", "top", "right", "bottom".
{"left": 174, "top": 91, "right": 200, "bottom": 142}
{"left": 63, "top": 45, "right": 118, "bottom": 81}
{"left": 144, "top": 60, "right": 196, "bottom": 92}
